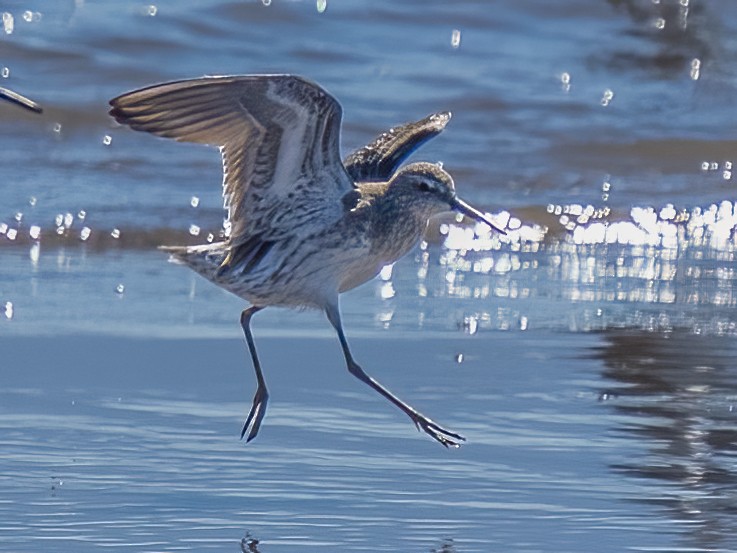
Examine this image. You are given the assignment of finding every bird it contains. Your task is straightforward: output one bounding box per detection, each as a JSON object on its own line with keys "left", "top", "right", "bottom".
{"left": 109, "top": 74, "right": 505, "bottom": 448}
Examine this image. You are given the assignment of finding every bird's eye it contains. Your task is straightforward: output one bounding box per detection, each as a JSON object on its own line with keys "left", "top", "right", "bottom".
{"left": 417, "top": 181, "right": 431, "bottom": 192}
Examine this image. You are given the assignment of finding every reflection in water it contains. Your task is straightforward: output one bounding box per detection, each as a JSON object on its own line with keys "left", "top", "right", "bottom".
{"left": 591, "top": 329, "right": 737, "bottom": 550}
{"left": 425, "top": 199, "right": 737, "bottom": 335}
{"left": 237, "top": 534, "right": 456, "bottom": 553}
{"left": 2, "top": 198, "right": 737, "bottom": 337}
{"left": 241, "top": 533, "right": 261, "bottom": 553}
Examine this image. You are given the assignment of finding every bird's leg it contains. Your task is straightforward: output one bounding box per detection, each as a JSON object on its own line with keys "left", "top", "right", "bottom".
{"left": 325, "top": 303, "right": 465, "bottom": 448}
{"left": 240, "top": 306, "right": 268, "bottom": 442}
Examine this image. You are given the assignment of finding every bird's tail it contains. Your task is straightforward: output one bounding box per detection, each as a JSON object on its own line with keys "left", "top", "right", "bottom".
{"left": 158, "top": 242, "right": 227, "bottom": 281}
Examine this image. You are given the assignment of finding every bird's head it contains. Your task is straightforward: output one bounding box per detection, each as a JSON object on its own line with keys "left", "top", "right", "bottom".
{"left": 389, "top": 162, "right": 505, "bottom": 233}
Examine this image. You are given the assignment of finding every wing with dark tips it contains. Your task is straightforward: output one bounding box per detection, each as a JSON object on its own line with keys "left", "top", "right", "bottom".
{"left": 343, "top": 111, "right": 451, "bottom": 182}
{"left": 109, "top": 75, "right": 353, "bottom": 252}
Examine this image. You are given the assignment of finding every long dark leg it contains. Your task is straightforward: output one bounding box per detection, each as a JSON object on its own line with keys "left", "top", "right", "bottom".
{"left": 240, "top": 306, "right": 268, "bottom": 442}
{"left": 325, "top": 303, "right": 465, "bottom": 448}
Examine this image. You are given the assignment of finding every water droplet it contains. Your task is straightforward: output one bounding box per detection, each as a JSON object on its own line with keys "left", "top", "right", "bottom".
{"left": 2, "top": 12, "right": 14, "bottom": 34}
{"left": 455, "top": 353, "right": 464, "bottom": 364}
{"left": 1, "top": 66, "right": 9, "bottom": 78}
{"left": 0, "top": 222, "right": 7, "bottom": 235}
{"left": 189, "top": 224, "right": 200, "bottom": 236}
{"left": 29, "top": 225, "right": 40, "bottom": 240}
{"left": 79, "top": 227, "right": 91, "bottom": 241}
{"left": 4, "top": 301, "right": 13, "bottom": 320}
{"left": 560, "top": 72, "right": 571, "bottom": 92}
{"left": 602, "top": 181, "right": 611, "bottom": 192}
{"left": 56, "top": 226, "right": 64, "bottom": 235}
{"left": 115, "top": 283, "right": 125, "bottom": 295}
{"left": 29, "top": 196, "right": 37, "bottom": 207}
{"left": 102, "top": 135, "right": 112, "bottom": 146}
{"left": 6, "top": 228, "right": 17, "bottom": 240}
{"left": 690, "top": 58, "right": 701, "bottom": 80}
{"left": 110, "top": 228, "right": 120, "bottom": 239}
{"left": 77, "top": 210, "right": 86, "bottom": 220}
{"left": 601, "top": 89, "right": 614, "bottom": 107}
{"left": 146, "top": 5, "right": 157, "bottom": 16}
{"left": 451, "top": 29, "right": 461, "bottom": 48}
{"left": 14, "top": 212, "right": 22, "bottom": 222}
{"left": 261, "top": 0, "right": 271, "bottom": 5}
{"left": 53, "top": 122, "right": 62, "bottom": 134}
{"left": 22, "top": 10, "right": 33, "bottom": 22}
{"left": 520, "top": 316, "right": 528, "bottom": 331}
{"left": 654, "top": 17, "right": 665, "bottom": 29}
{"left": 64, "top": 213, "right": 74, "bottom": 228}
{"left": 723, "top": 170, "right": 732, "bottom": 180}
{"left": 190, "top": 196, "right": 200, "bottom": 208}
{"left": 206, "top": 233, "right": 214, "bottom": 243}
{"left": 316, "top": 0, "right": 327, "bottom": 13}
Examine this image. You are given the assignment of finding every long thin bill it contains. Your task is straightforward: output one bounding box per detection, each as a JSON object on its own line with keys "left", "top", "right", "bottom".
{"left": 0, "top": 87, "right": 43, "bottom": 114}
{"left": 451, "top": 196, "right": 506, "bottom": 234}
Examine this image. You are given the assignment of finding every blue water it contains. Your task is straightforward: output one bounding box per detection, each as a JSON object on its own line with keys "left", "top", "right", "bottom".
{"left": 2, "top": 1, "right": 737, "bottom": 552}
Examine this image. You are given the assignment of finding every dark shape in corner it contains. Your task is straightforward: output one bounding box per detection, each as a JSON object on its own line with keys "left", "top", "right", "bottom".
{"left": 0, "top": 86, "right": 43, "bottom": 114}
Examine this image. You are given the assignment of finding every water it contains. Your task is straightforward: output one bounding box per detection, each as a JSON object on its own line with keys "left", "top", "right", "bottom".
{"left": 2, "top": 1, "right": 737, "bottom": 551}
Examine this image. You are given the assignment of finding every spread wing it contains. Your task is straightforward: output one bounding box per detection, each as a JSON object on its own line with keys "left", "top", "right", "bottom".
{"left": 343, "top": 111, "right": 451, "bottom": 182}
{"left": 109, "top": 75, "right": 353, "bottom": 252}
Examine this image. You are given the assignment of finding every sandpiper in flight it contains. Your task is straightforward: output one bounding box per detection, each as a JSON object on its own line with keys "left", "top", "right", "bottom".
{"left": 109, "top": 75, "right": 505, "bottom": 447}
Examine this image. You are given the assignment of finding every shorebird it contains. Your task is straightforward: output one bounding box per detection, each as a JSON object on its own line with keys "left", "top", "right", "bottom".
{"left": 109, "top": 75, "right": 504, "bottom": 447}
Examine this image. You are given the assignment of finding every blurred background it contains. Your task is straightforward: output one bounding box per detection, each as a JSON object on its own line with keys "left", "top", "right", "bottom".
{"left": 1, "top": 1, "right": 736, "bottom": 552}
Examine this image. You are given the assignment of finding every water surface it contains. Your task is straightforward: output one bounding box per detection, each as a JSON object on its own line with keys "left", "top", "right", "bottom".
{"left": 2, "top": 1, "right": 737, "bottom": 552}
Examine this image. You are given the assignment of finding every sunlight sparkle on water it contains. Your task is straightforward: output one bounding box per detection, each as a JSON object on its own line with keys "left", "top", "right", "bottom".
{"left": 690, "top": 58, "right": 701, "bottom": 80}
{"left": 451, "top": 29, "right": 461, "bottom": 49}
{"left": 2, "top": 12, "right": 13, "bottom": 34}
{"left": 601, "top": 89, "right": 614, "bottom": 107}
{"left": 560, "top": 72, "right": 571, "bottom": 92}
{"left": 435, "top": 198, "right": 737, "bottom": 332}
